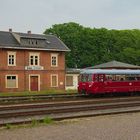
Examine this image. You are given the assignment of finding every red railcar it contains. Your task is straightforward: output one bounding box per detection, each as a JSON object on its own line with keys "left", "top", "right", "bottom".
{"left": 78, "top": 69, "right": 140, "bottom": 94}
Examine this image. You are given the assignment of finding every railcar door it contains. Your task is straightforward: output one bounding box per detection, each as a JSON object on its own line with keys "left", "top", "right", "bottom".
{"left": 78, "top": 74, "right": 89, "bottom": 94}
{"left": 104, "top": 74, "right": 117, "bottom": 93}
{"left": 97, "top": 74, "right": 105, "bottom": 93}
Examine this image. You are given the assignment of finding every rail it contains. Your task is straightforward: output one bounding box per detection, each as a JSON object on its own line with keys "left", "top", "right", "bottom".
{"left": 0, "top": 93, "right": 86, "bottom": 104}
{"left": 0, "top": 96, "right": 140, "bottom": 126}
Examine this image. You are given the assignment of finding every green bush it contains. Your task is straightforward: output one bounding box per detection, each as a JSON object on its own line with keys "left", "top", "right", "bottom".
{"left": 5, "top": 124, "right": 12, "bottom": 129}
{"left": 31, "top": 119, "right": 39, "bottom": 127}
{"left": 43, "top": 116, "right": 53, "bottom": 124}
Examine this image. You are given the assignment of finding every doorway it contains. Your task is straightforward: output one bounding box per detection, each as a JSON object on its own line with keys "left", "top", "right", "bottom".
{"left": 29, "top": 75, "right": 40, "bottom": 91}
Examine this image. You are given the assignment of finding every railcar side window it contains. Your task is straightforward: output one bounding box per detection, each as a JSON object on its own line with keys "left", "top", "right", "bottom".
{"left": 106, "top": 75, "right": 113, "bottom": 81}
{"left": 93, "top": 74, "right": 104, "bottom": 81}
{"left": 99, "top": 74, "right": 104, "bottom": 81}
{"left": 126, "top": 75, "right": 140, "bottom": 81}
{"left": 119, "top": 75, "right": 125, "bottom": 81}
{"left": 106, "top": 74, "right": 140, "bottom": 81}
{"left": 94, "top": 74, "right": 98, "bottom": 81}
{"left": 137, "top": 77, "right": 140, "bottom": 80}
{"left": 106, "top": 74, "right": 126, "bottom": 81}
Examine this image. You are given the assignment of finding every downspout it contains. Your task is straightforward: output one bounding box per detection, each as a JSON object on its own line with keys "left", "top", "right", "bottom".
{"left": 24, "top": 50, "right": 26, "bottom": 91}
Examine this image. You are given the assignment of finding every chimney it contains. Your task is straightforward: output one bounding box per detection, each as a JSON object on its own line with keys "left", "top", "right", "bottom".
{"left": 9, "top": 28, "right": 12, "bottom": 32}
{"left": 27, "top": 30, "right": 31, "bottom": 34}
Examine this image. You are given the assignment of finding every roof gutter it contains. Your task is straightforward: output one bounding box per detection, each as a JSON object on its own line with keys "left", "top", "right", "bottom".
{"left": 0, "top": 46, "right": 70, "bottom": 52}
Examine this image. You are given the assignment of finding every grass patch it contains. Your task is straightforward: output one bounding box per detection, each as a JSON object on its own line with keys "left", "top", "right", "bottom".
{"left": 5, "top": 124, "right": 12, "bottom": 129}
{"left": 2, "top": 116, "right": 81, "bottom": 130}
{"left": 43, "top": 116, "right": 53, "bottom": 124}
{"left": 31, "top": 119, "right": 39, "bottom": 127}
{"left": 0, "top": 89, "right": 78, "bottom": 97}
{"left": 3, "top": 117, "right": 54, "bottom": 129}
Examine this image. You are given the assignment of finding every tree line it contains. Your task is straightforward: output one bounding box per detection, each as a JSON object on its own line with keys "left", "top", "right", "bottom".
{"left": 44, "top": 22, "right": 140, "bottom": 68}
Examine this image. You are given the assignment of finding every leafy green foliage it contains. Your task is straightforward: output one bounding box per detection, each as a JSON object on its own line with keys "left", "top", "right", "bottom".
{"left": 44, "top": 22, "right": 140, "bottom": 68}
{"left": 43, "top": 116, "right": 53, "bottom": 124}
{"left": 5, "top": 123, "right": 12, "bottom": 129}
{"left": 31, "top": 119, "right": 39, "bottom": 127}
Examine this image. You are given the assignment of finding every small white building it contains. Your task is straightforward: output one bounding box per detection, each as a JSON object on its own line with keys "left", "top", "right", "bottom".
{"left": 65, "top": 68, "right": 80, "bottom": 90}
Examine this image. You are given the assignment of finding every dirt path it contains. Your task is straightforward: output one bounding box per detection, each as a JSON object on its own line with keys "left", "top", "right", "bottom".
{"left": 0, "top": 113, "right": 140, "bottom": 140}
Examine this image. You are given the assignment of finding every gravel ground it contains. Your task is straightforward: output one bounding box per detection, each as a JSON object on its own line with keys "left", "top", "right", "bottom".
{"left": 0, "top": 113, "right": 140, "bottom": 140}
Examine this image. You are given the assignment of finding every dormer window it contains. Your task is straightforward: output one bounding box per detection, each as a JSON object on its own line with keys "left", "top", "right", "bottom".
{"left": 28, "top": 39, "right": 38, "bottom": 46}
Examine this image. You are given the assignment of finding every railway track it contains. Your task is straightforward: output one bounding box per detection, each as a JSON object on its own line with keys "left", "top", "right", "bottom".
{"left": 0, "top": 93, "right": 86, "bottom": 104}
{"left": 1, "top": 96, "right": 140, "bottom": 126}
{"left": 0, "top": 92, "right": 139, "bottom": 104}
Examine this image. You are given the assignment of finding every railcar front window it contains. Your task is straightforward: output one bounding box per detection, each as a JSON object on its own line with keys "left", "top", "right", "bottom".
{"left": 80, "top": 74, "right": 92, "bottom": 82}
{"left": 87, "top": 74, "right": 92, "bottom": 82}
{"left": 81, "top": 74, "right": 87, "bottom": 82}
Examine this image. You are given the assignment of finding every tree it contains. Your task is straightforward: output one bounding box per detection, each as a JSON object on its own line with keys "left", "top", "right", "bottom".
{"left": 44, "top": 22, "right": 140, "bottom": 68}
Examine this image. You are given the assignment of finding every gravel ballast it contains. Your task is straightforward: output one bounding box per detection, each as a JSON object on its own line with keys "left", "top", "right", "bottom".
{"left": 0, "top": 113, "right": 140, "bottom": 140}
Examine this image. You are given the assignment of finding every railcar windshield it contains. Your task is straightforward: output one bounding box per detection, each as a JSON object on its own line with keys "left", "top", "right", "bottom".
{"left": 79, "top": 74, "right": 93, "bottom": 82}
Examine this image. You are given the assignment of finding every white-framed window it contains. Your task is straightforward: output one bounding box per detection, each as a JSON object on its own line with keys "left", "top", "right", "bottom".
{"left": 51, "top": 54, "right": 58, "bottom": 67}
{"left": 29, "top": 53, "right": 40, "bottom": 66}
{"left": 66, "top": 76, "right": 73, "bottom": 86}
{"left": 6, "top": 75, "right": 18, "bottom": 88}
{"left": 51, "top": 74, "right": 58, "bottom": 87}
{"left": 8, "top": 51, "right": 16, "bottom": 66}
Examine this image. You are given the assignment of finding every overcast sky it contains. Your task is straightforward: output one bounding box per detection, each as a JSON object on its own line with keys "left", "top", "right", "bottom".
{"left": 0, "top": 0, "right": 140, "bottom": 33}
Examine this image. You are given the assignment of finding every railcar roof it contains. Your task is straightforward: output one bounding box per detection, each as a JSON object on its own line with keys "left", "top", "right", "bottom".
{"left": 81, "top": 69, "right": 140, "bottom": 75}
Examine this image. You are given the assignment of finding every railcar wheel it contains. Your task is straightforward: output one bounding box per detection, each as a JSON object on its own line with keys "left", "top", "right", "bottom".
{"left": 130, "top": 92, "right": 134, "bottom": 96}
{"left": 81, "top": 90, "right": 86, "bottom": 95}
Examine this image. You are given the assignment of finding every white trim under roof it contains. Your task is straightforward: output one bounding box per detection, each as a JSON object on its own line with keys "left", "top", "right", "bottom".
{"left": 0, "top": 46, "right": 70, "bottom": 52}
{"left": 81, "top": 69, "right": 140, "bottom": 75}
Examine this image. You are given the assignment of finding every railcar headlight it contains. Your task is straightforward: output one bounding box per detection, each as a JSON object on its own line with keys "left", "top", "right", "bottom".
{"left": 89, "top": 82, "right": 94, "bottom": 87}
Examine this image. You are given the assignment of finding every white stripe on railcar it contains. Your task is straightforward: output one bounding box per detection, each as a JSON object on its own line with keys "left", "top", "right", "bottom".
{"left": 80, "top": 69, "right": 140, "bottom": 75}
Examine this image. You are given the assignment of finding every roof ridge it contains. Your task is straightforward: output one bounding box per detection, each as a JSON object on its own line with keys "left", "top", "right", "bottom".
{"left": 87, "top": 60, "right": 140, "bottom": 69}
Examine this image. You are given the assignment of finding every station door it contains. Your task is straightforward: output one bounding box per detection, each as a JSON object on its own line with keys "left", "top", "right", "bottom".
{"left": 30, "top": 76, "right": 39, "bottom": 91}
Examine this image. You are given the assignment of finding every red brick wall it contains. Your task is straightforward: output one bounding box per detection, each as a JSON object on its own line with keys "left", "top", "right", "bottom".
{"left": 0, "top": 49, "right": 66, "bottom": 92}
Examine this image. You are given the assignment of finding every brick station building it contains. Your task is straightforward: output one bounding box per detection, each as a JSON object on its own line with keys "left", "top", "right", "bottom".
{"left": 0, "top": 30, "right": 70, "bottom": 92}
